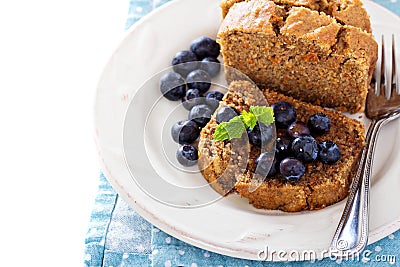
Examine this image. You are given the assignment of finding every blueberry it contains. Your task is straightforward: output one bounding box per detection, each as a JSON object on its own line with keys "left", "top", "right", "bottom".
{"left": 255, "top": 152, "right": 278, "bottom": 178}
{"left": 247, "top": 123, "right": 274, "bottom": 147}
{"left": 205, "top": 91, "right": 224, "bottom": 110}
{"left": 271, "top": 101, "right": 297, "bottom": 129}
{"left": 308, "top": 113, "right": 331, "bottom": 134}
{"left": 205, "top": 91, "right": 224, "bottom": 101}
{"left": 287, "top": 121, "right": 310, "bottom": 138}
{"left": 279, "top": 157, "right": 306, "bottom": 181}
{"left": 200, "top": 57, "right": 221, "bottom": 78}
{"left": 188, "top": 104, "right": 213, "bottom": 127}
{"left": 181, "top": 89, "right": 203, "bottom": 110}
{"left": 275, "top": 136, "right": 292, "bottom": 160}
{"left": 172, "top": 50, "right": 199, "bottom": 77}
{"left": 267, "top": 157, "right": 279, "bottom": 177}
{"left": 215, "top": 106, "right": 239, "bottom": 123}
{"left": 190, "top": 36, "right": 220, "bottom": 59}
{"left": 176, "top": 145, "right": 198, "bottom": 166}
{"left": 186, "top": 69, "right": 211, "bottom": 94}
{"left": 203, "top": 99, "right": 219, "bottom": 112}
{"left": 318, "top": 141, "right": 341, "bottom": 164}
{"left": 159, "top": 72, "right": 186, "bottom": 101}
{"left": 291, "top": 135, "right": 318, "bottom": 163}
{"left": 171, "top": 120, "right": 200, "bottom": 145}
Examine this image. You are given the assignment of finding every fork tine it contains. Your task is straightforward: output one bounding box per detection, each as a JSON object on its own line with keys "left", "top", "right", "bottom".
{"left": 391, "top": 34, "right": 397, "bottom": 97}
{"left": 394, "top": 34, "right": 400, "bottom": 96}
{"left": 384, "top": 34, "right": 393, "bottom": 99}
{"left": 374, "top": 35, "right": 383, "bottom": 96}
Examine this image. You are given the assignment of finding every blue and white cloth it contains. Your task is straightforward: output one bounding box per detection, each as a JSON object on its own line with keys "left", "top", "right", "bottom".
{"left": 85, "top": 1, "right": 400, "bottom": 266}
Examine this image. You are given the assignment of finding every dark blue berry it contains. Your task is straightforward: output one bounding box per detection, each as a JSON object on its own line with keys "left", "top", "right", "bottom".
{"left": 255, "top": 152, "right": 278, "bottom": 178}
{"left": 308, "top": 113, "right": 331, "bottom": 134}
{"left": 287, "top": 121, "right": 310, "bottom": 138}
{"left": 171, "top": 120, "right": 200, "bottom": 145}
{"left": 190, "top": 36, "right": 220, "bottom": 59}
{"left": 176, "top": 145, "right": 198, "bottom": 166}
{"left": 267, "top": 157, "right": 279, "bottom": 177}
{"left": 204, "top": 91, "right": 224, "bottom": 110}
{"left": 215, "top": 106, "right": 239, "bottom": 123}
{"left": 159, "top": 72, "right": 186, "bottom": 101}
{"left": 172, "top": 50, "right": 199, "bottom": 77}
{"left": 291, "top": 135, "right": 318, "bottom": 163}
{"left": 318, "top": 141, "right": 341, "bottom": 164}
{"left": 188, "top": 104, "right": 213, "bottom": 127}
{"left": 271, "top": 101, "right": 297, "bottom": 129}
{"left": 205, "top": 91, "right": 224, "bottom": 101}
{"left": 204, "top": 98, "right": 219, "bottom": 112}
{"left": 200, "top": 57, "right": 221, "bottom": 78}
{"left": 247, "top": 123, "right": 274, "bottom": 147}
{"left": 279, "top": 157, "right": 306, "bottom": 181}
{"left": 186, "top": 69, "right": 211, "bottom": 94}
{"left": 275, "top": 136, "right": 292, "bottom": 160}
{"left": 181, "top": 89, "right": 203, "bottom": 110}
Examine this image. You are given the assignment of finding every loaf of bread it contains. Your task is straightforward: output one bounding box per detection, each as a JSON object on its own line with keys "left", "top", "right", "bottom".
{"left": 217, "top": 0, "right": 377, "bottom": 113}
{"left": 198, "top": 81, "right": 365, "bottom": 211}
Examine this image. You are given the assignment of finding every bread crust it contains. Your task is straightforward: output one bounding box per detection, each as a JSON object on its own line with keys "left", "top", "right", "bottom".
{"left": 220, "top": 0, "right": 372, "bottom": 33}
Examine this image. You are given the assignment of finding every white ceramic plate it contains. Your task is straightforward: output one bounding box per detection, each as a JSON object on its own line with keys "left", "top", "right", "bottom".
{"left": 95, "top": 0, "right": 400, "bottom": 261}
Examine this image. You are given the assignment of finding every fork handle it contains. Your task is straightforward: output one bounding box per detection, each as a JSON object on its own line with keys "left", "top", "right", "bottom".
{"left": 330, "top": 118, "right": 386, "bottom": 256}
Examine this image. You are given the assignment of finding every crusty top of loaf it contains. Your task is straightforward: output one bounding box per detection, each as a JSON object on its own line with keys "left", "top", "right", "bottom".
{"left": 330, "top": 0, "right": 371, "bottom": 33}
{"left": 219, "top": 0, "right": 377, "bottom": 56}
{"left": 219, "top": 0, "right": 286, "bottom": 35}
{"left": 281, "top": 6, "right": 341, "bottom": 48}
{"left": 220, "top": 0, "right": 372, "bottom": 32}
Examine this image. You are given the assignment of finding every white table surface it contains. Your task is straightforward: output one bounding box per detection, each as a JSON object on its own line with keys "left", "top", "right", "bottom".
{"left": 0, "top": 1, "right": 128, "bottom": 265}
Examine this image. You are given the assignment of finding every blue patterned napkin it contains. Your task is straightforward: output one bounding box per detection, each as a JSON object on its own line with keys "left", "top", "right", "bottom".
{"left": 85, "top": 1, "right": 400, "bottom": 266}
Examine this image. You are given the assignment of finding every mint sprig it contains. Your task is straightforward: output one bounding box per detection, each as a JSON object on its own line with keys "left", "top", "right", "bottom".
{"left": 249, "top": 106, "right": 274, "bottom": 125}
{"left": 214, "top": 106, "right": 274, "bottom": 141}
{"left": 241, "top": 110, "right": 257, "bottom": 130}
{"left": 214, "top": 116, "right": 246, "bottom": 141}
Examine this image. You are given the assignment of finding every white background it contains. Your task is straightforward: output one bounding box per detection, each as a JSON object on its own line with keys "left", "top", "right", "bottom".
{"left": 0, "top": 1, "right": 128, "bottom": 265}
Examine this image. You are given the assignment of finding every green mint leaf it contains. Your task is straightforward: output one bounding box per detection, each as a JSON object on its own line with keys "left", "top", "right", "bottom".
{"left": 250, "top": 106, "right": 275, "bottom": 125}
{"left": 214, "top": 116, "right": 246, "bottom": 141}
{"left": 240, "top": 110, "right": 257, "bottom": 130}
{"left": 224, "top": 116, "right": 246, "bottom": 138}
{"left": 214, "top": 122, "right": 230, "bottom": 141}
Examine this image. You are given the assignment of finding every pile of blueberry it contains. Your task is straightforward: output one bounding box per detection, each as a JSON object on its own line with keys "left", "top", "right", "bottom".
{"left": 160, "top": 36, "right": 224, "bottom": 166}
{"left": 255, "top": 101, "right": 341, "bottom": 181}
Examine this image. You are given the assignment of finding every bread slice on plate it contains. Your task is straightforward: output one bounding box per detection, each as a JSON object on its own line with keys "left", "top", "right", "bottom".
{"left": 198, "top": 80, "right": 365, "bottom": 212}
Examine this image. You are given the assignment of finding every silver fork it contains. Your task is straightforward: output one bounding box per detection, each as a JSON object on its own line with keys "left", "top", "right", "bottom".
{"left": 330, "top": 34, "right": 400, "bottom": 256}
